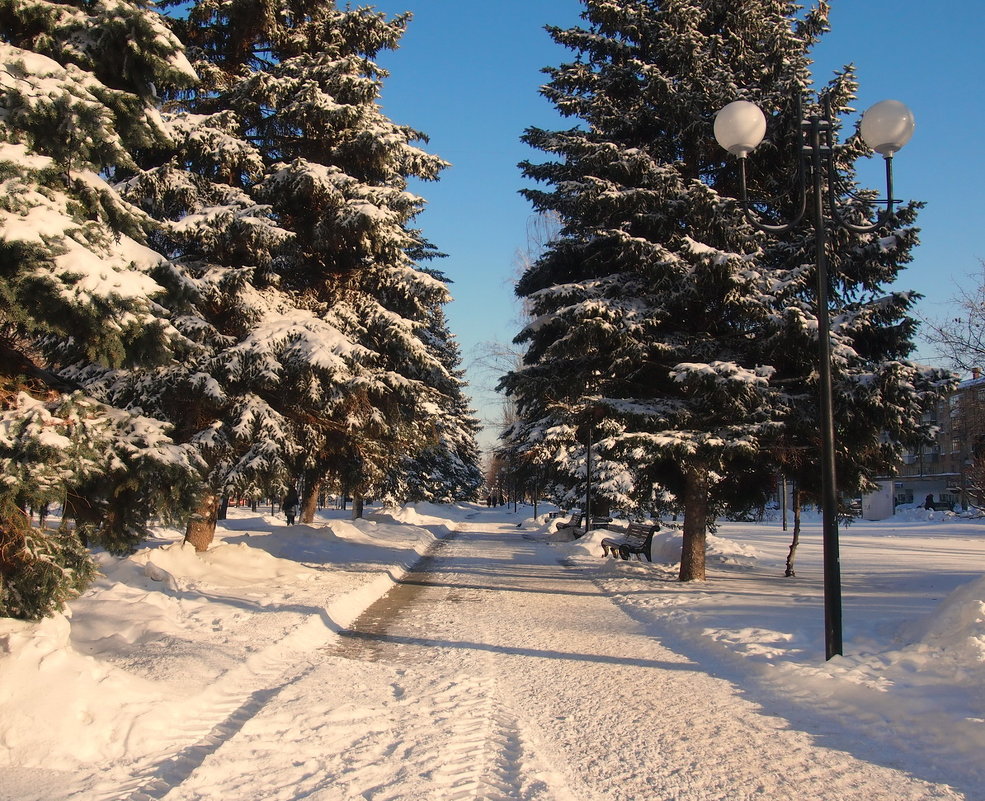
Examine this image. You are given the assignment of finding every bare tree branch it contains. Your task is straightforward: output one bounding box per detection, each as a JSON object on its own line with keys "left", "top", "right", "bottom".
{"left": 921, "top": 260, "right": 985, "bottom": 371}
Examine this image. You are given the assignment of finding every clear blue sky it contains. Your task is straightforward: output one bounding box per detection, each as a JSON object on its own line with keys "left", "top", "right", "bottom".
{"left": 367, "top": 0, "right": 985, "bottom": 452}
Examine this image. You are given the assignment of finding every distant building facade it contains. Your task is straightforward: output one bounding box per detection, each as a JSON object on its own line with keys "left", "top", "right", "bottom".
{"left": 865, "top": 369, "right": 985, "bottom": 518}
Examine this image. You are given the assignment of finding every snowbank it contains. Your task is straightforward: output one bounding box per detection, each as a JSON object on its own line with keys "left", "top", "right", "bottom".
{"left": 901, "top": 574, "right": 985, "bottom": 681}
{"left": 0, "top": 504, "right": 452, "bottom": 770}
{"left": 549, "top": 522, "right": 760, "bottom": 569}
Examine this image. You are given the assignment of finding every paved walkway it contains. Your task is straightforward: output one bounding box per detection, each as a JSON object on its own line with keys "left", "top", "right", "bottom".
{"left": 311, "top": 519, "right": 962, "bottom": 801}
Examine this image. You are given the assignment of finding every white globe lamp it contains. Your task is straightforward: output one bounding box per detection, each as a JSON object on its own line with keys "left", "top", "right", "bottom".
{"left": 714, "top": 100, "right": 767, "bottom": 158}
{"left": 860, "top": 99, "right": 915, "bottom": 157}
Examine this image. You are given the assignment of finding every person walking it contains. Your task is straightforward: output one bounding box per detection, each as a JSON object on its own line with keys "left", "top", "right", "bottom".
{"left": 283, "top": 486, "right": 300, "bottom": 525}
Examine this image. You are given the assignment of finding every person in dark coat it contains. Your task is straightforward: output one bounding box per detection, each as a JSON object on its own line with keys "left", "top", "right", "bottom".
{"left": 924, "top": 493, "right": 935, "bottom": 510}
{"left": 283, "top": 486, "right": 300, "bottom": 525}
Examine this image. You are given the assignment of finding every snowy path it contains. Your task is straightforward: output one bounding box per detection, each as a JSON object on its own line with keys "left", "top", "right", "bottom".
{"left": 72, "top": 517, "right": 965, "bottom": 801}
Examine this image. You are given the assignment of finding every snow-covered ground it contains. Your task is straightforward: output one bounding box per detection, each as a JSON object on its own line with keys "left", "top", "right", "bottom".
{"left": 1, "top": 502, "right": 983, "bottom": 800}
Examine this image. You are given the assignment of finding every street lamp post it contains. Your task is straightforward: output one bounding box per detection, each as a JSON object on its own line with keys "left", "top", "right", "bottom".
{"left": 714, "top": 94, "right": 915, "bottom": 660}
{"left": 585, "top": 413, "right": 593, "bottom": 535}
{"left": 584, "top": 402, "right": 602, "bottom": 535}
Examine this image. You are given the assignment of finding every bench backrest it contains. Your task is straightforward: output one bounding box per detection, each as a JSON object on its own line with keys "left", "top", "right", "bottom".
{"left": 623, "top": 522, "right": 659, "bottom": 542}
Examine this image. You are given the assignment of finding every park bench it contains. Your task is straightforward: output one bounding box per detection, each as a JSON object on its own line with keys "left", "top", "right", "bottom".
{"left": 600, "top": 522, "right": 660, "bottom": 562}
{"left": 555, "top": 512, "right": 584, "bottom": 531}
{"left": 555, "top": 512, "right": 614, "bottom": 536}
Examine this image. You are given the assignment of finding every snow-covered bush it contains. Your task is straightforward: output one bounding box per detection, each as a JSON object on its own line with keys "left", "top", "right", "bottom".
{"left": 0, "top": 517, "right": 95, "bottom": 620}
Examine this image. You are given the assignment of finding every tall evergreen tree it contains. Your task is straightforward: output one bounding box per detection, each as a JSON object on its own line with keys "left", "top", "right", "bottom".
{"left": 0, "top": 0, "right": 201, "bottom": 615}
{"left": 227, "top": 3, "right": 460, "bottom": 515}
{"left": 91, "top": 90, "right": 364, "bottom": 549}
{"left": 383, "top": 297, "right": 484, "bottom": 504}
{"left": 503, "top": 0, "right": 946, "bottom": 581}
{"left": 105, "top": 0, "right": 477, "bottom": 534}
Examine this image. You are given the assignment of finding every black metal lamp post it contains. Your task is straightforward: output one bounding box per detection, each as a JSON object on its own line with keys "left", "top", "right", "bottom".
{"left": 584, "top": 402, "right": 602, "bottom": 535}
{"left": 714, "top": 95, "right": 915, "bottom": 660}
{"left": 585, "top": 416, "right": 593, "bottom": 535}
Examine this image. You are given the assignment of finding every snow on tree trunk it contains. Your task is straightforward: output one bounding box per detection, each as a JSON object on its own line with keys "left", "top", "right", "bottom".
{"left": 679, "top": 468, "right": 709, "bottom": 582}
{"left": 185, "top": 494, "right": 218, "bottom": 552}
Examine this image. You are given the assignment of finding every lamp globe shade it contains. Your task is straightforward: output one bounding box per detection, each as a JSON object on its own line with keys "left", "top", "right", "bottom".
{"left": 714, "top": 100, "right": 766, "bottom": 158}
{"left": 860, "top": 99, "right": 915, "bottom": 156}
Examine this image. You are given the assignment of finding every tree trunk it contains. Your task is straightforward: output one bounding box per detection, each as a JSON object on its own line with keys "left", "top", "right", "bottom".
{"left": 301, "top": 475, "right": 320, "bottom": 524}
{"left": 679, "top": 467, "right": 709, "bottom": 582}
{"left": 185, "top": 493, "right": 218, "bottom": 552}
{"left": 781, "top": 475, "right": 788, "bottom": 531}
{"left": 62, "top": 488, "right": 97, "bottom": 547}
{"left": 351, "top": 493, "right": 364, "bottom": 519}
{"left": 217, "top": 496, "right": 229, "bottom": 521}
{"left": 785, "top": 488, "right": 802, "bottom": 577}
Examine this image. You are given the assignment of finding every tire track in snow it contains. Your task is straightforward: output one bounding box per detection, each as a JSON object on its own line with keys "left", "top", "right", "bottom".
{"left": 322, "top": 526, "right": 581, "bottom": 800}
{"left": 92, "top": 525, "right": 516, "bottom": 801}
{"left": 429, "top": 674, "right": 502, "bottom": 799}
{"left": 81, "top": 653, "right": 322, "bottom": 801}
{"left": 427, "top": 672, "right": 542, "bottom": 801}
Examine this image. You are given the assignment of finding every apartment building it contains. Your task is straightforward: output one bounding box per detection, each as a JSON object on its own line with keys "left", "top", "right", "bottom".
{"left": 863, "top": 369, "right": 985, "bottom": 518}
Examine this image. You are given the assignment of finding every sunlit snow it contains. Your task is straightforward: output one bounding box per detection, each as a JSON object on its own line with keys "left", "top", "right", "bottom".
{"left": 1, "top": 503, "right": 983, "bottom": 799}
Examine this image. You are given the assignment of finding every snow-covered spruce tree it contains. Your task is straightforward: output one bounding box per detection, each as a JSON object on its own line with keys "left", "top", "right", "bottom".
{"left": 504, "top": 1, "right": 946, "bottom": 581}
{"left": 92, "top": 97, "right": 363, "bottom": 549}
{"left": 502, "top": 1, "right": 823, "bottom": 579}
{"left": 81, "top": 0, "right": 468, "bottom": 541}
{"left": 0, "top": 0, "right": 205, "bottom": 617}
{"left": 381, "top": 297, "right": 484, "bottom": 504}
{"left": 0, "top": 0, "right": 205, "bottom": 615}
{"left": 166, "top": 0, "right": 462, "bottom": 518}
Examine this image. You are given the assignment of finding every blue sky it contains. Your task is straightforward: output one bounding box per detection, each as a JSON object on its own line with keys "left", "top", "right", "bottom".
{"left": 367, "top": 1, "right": 985, "bottom": 451}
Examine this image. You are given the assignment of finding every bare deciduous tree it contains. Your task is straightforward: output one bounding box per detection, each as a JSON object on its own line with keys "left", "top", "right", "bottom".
{"left": 921, "top": 261, "right": 985, "bottom": 371}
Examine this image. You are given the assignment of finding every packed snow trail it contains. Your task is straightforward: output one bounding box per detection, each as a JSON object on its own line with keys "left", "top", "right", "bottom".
{"left": 74, "top": 514, "right": 964, "bottom": 801}
{"left": 332, "top": 518, "right": 958, "bottom": 801}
